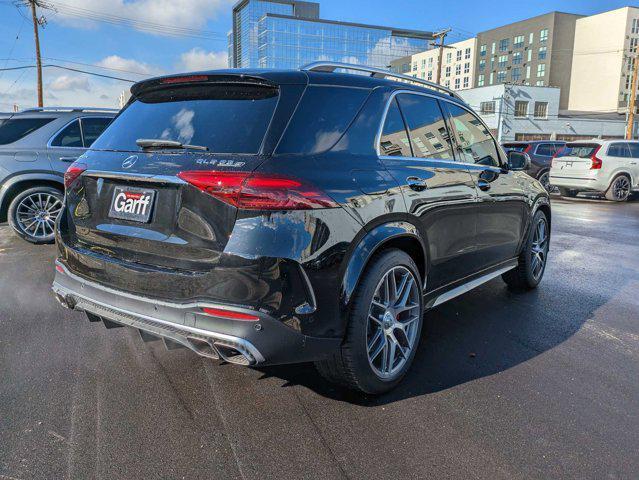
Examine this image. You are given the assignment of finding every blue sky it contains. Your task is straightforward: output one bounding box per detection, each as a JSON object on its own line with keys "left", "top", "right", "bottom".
{"left": 0, "top": 0, "right": 630, "bottom": 110}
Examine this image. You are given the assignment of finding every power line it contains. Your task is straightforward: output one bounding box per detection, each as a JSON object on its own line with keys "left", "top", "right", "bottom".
{"left": 0, "top": 63, "right": 135, "bottom": 82}
{"left": 0, "top": 17, "right": 26, "bottom": 82}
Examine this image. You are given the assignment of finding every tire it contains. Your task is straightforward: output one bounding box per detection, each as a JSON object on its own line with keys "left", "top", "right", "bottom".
{"left": 8, "top": 186, "right": 64, "bottom": 244}
{"left": 315, "top": 249, "right": 424, "bottom": 395}
{"left": 502, "top": 209, "right": 549, "bottom": 290}
{"left": 604, "top": 174, "right": 631, "bottom": 202}
{"left": 558, "top": 187, "right": 578, "bottom": 198}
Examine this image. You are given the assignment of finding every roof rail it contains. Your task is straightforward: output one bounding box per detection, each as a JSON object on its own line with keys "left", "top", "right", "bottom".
{"left": 20, "top": 107, "right": 119, "bottom": 113}
{"left": 301, "top": 61, "right": 463, "bottom": 100}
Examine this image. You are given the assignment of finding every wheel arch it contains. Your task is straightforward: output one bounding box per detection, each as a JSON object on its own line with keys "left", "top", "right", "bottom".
{"left": 340, "top": 221, "right": 427, "bottom": 314}
{"left": 0, "top": 173, "right": 64, "bottom": 222}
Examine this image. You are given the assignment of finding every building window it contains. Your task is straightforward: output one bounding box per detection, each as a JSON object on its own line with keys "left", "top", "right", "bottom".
{"left": 421, "top": 58, "right": 426, "bottom": 68}
{"left": 446, "top": 52, "right": 452, "bottom": 63}
{"left": 464, "top": 62, "right": 470, "bottom": 74}
{"left": 454, "top": 78, "right": 461, "bottom": 89}
{"left": 456, "top": 49, "right": 462, "bottom": 61}
{"left": 536, "top": 80, "right": 545, "bottom": 86}
{"left": 512, "top": 51, "right": 522, "bottom": 65}
{"left": 526, "top": 65, "right": 531, "bottom": 79}
{"left": 529, "top": 32, "right": 534, "bottom": 44}
{"left": 428, "top": 57, "right": 433, "bottom": 66}
{"left": 421, "top": 72, "right": 425, "bottom": 79}
{"left": 455, "top": 64, "right": 461, "bottom": 75}
{"left": 633, "top": 18, "right": 639, "bottom": 34}
{"left": 512, "top": 67, "right": 521, "bottom": 82}
{"left": 479, "top": 59, "right": 486, "bottom": 70}
{"left": 527, "top": 49, "right": 532, "bottom": 62}
{"left": 412, "top": 62, "right": 417, "bottom": 71}
{"left": 489, "top": 72, "right": 494, "bottom": 84}
{"left": 480, "top": 44, "right": 487, "bottom": 56}
{"left": 534, "top": 102, "right": 548, "bottom": 118}
{"left": 491, "top": 42, "right": 496, "bottom": 55}
{"left": 537, "top": 63, "right": 546, "bottom": 77}
{"left": 539, "top": 46, "right": 547, "bottom": 60}
{"left": 481, "top": 101, "right": 496, "bottom": 114}
{"left": 463, "top": 76, "right": 469, "bottom": 88}
{"left": 465, "top": 48, "right": 471, "bottom": 59}
{"left": 499, "top": 38, "right": 509, "bottom": 51}
{"left": 427, "top": 70, "right": 433, "bottom": 81}
{"left": 498, "top": 55, "right": 508, "bottom": 68}
{"left": 513, "top": 35, "right": 524, "bottom": 48}
{"left": 497, "top": 70, "right": 507, "bottom": 82}
{"left": 478, "top": 74, "right": 485, "bottom": 87}
{"left": 515, "top": 101, "right": 528, "bottom": 118}
{"left": 445, "top": 80, "right": 450, "bottom": 87}
{"left": 445, "top": 66, "right": 451, "bottom": 77}
{"left": 540, "top": 29, "right": 548, "bottom": 43}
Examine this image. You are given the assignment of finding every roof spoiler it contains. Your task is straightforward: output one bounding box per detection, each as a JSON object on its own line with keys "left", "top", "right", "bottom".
{"left": 131, "top": 73, "right": 278, "bottom": 98}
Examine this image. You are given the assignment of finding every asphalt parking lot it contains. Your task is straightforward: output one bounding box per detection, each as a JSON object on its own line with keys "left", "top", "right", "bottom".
{"left": 1, "top": 196, "right": 638, "bottom": 480}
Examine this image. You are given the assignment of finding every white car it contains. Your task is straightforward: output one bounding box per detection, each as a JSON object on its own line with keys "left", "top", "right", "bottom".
{"left": 549, "top": 139, "right": 639, "bottom": 201}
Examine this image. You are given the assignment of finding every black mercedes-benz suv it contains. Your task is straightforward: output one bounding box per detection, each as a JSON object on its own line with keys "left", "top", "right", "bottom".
{"left": 52, "top": 63, "right": 550, "bottom": 394}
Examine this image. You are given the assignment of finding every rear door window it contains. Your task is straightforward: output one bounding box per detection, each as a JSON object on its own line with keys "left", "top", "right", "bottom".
{"left": 277, "top": 86, "right": 369, "bottom": 154}
{"left": 0, "top": 117, "right": 55, "bottom": 145}
{"left": 51, "top": 120, "right": 83, "bottom": 148}
{"left": 396, "top": 94, "right": 455, "bottom": 161}
{"left": 81, "top": 117, "right": 112, "bottom": 147}
{"left": 379, "top": 98, "right": 412, "bottom": 157}
{"left": 607, "top": 142, "right": 631, "bottom": 158}
{"left": 92, "top": 84, "right": 279, "bottom": 154}
{"left": 535, "top": 143, "right": 554, "bottom": 156}
{"left": 628, "top": 143, "right": 639, "bottom": 158}
{"left": 443, "top": 102, "right": 501, "bottom": 167}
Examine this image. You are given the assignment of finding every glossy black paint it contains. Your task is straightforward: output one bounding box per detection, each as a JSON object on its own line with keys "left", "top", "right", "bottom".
{"left": 55, "top": 69, "right": 550, "bottom": 363}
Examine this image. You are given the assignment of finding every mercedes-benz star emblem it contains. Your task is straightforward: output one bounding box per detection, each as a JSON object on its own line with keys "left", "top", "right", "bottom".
{"left": 122, "top": 155, "right": 138, "bottom": 169}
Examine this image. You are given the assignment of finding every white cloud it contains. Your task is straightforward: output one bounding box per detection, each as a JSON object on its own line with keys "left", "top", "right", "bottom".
{"left": 48, "top": 75, "right": 91, "bottom": 92}
{"left": 179, "top": 48, "right": 228, "bottom": 71}
{"left": 51, "top": 0, "right": 233, "bottom": 34}
{"left": 96, "top": 55, "right": 162, "bottom": 76}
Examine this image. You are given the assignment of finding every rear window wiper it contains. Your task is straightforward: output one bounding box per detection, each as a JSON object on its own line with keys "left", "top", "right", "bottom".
{"left": 136, "top": 138, "right": 209, "bottom": 151}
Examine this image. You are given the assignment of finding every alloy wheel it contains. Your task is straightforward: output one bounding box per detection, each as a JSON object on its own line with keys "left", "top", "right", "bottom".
{"left": 15, "top": 192, "right": 63, "bottom": 240}
{"left": 366, "top": 266, "right": 421, "bottom": 379}
{"left": 612, "top": 176, "right": 630, "bottom": 201}
{"left": 530, "top": 217, "right": 548, "bottom": 280}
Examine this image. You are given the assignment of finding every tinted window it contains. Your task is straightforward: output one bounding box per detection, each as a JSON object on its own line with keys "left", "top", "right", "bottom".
{"left": 535, "top": 143, "right": 554, "bottom": 156}
{"left": 379, "top": 98, "right": 411, "bottom": 157}
{"left": 277, "top": 86, "right": 369, "bottom": 154}
{"left": 444, "top": 103, "right": 500, "bottom": 167}
{"left": 81, "top": 117, "right": 112, "bottom": 147}
{"left": 607, "top": 143, "right": 631, "bottom": 158}
{"left": 0, "top": 118, "right": 55, "bottom": 145}
{"left": 628, "top": 143, "right": 639, "bottom": 158}
{"left": 51, "top": 120, "right": 83, "bottom": 148}
{"left": 396, "top": 94, "right": 454, "bottom": 161}
{"left": 556, "top": 144, "right": 600, "bottom": 158}
{"left": 92, "top": 84, "right": 278, "bottom": 154}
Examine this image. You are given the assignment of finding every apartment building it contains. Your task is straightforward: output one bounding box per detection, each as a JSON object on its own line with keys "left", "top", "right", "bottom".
{"left": 391, "top": 38, "right": 476, "bottom": 91}
{"left": 568, "top": 6, "right": 639, "bottom": 113}
{"left": 474, "top": 12, "right": 583, "bottom": 109}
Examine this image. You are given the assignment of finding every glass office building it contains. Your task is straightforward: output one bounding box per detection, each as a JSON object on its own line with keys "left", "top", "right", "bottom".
{"left": 229, "top": 0, "right": 432, "bottom": 69}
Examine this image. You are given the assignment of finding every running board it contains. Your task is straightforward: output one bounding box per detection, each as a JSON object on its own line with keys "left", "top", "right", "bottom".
{"left": 430, "top": 264, "right": 516, "bottom": 308}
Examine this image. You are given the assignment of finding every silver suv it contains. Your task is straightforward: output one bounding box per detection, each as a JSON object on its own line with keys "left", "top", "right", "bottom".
{"left": 0, "top": 107, "right": 116, "bottom": 243}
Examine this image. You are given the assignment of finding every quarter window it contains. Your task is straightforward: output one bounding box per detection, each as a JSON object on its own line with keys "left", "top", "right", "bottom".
{"left": 627, "top": 142, "right": 639, "bottom": 158}
{"left": 443, "top": 103, "right": 500, "bottom": 167}
{"left": 396, "top": 94, "right": 454, "bottom": 161}
{"left": 607, "top": 143, "right": 631, "bottom": 158}
{"left": 51, "top": 120, "right": 83, "bottom": 148}
{"left": 379, "top": 98, "right": 412, "bottom": 157}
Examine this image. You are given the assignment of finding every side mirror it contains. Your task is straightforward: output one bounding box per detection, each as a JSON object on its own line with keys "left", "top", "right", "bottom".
{"left": 507, "top": 151, "right": 531, "bottom": 171}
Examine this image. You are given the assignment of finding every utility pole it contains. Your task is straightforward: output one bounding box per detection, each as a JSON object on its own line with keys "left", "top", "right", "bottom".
{"left": 26, "top": 0, "right": 45, "bottom": 107}
{"left": 431, "top": 28, "right": 452, "bottom": 85}
{"left": 626, "top": 52, "right": 639, "bottom": 139}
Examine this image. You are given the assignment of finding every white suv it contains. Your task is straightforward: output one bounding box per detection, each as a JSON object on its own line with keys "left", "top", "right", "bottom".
{"left": 549, "top": 139, "right": 639, "bottom": 201}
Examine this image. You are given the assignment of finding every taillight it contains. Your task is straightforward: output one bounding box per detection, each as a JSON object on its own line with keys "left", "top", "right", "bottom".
{"left": 590, "top": 146, "right": 603, "bottom": 170}
{"left": 201, "top": 307, "right": 259, "bottom": 321}
{"left": 64, "top": 161, "right": 87, "bottom": 189}
{"left": 552, "top": 147, "right": 565, "bottom": 159}
{"left": 177, "top": 171, "right": 338, "bottom": 210}
{"left": 524, "top": 144, "right": 532, "bottom": 153}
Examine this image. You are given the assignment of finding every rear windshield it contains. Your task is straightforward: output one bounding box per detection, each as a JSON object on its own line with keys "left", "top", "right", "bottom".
{"left": 0, "top": 117, "right": 55, "bottom": 145}
{"left": 91, "top": 84, "right": 279, "bottom": 154}
{"left": 556, "top": 144, "right": 599, "bottom": 158}
{"left": 503, "top": 143, "right": 528, "bottom": 152}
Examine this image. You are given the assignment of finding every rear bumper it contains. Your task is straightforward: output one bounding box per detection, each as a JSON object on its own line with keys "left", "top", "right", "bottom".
{"left": 52, "top": 261, "right": 340, "bottom": 366}
{"left": 548, "top": 174, "right": 605, "bottom": 192}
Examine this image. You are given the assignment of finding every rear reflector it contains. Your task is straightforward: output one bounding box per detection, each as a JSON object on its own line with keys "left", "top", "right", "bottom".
{"left": 177, "top": 170, "right": 338, "bottom": 210}
{"left": 201, "top": 307, "right": 259, "bottom": 321}
{"left": 64, "top": 161, "right": 87, "bottom": 189}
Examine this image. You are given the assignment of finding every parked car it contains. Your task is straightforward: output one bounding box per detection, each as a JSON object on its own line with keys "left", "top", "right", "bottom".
{"left": 550, "top": 139, "right": 639, "bottom": 201}
{"left": 52, "top": 63, "right": 551, "bottom": 394}
{"left": 502, "top": 140, "right": 565, "bottom": 191}
{"left": 0, "top": 107, "right": 116, "bottom": 243}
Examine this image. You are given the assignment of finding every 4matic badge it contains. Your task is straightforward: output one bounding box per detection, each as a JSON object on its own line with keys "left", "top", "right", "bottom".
{"left": 195, "top": 158, "right": 246, "bottom": 168}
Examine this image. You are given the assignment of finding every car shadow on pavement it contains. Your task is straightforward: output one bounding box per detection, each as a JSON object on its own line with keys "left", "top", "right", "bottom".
{"left": 255, "top": 278, "right": 602, "bottom": 406}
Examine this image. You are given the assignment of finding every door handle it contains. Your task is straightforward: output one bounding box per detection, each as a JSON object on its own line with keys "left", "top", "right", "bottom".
{"left": 59, "top": 156, "right": 78, "bottom": 163}
{"left": 477, "top": 179, "right": 491, "bottom": 191}
{"left": 406, "top": 176, "right": 428, "bottom": 191}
